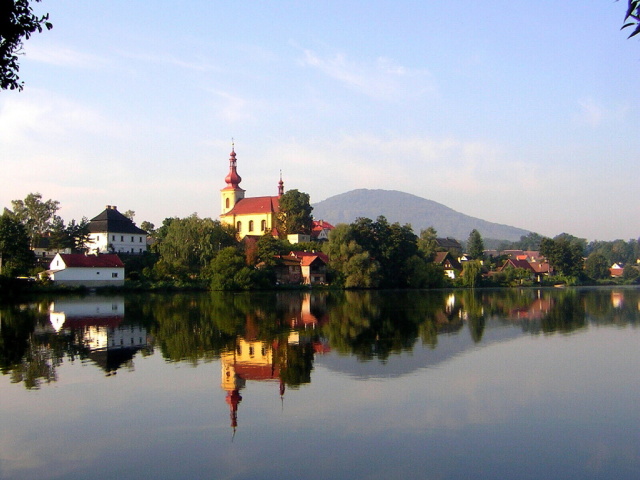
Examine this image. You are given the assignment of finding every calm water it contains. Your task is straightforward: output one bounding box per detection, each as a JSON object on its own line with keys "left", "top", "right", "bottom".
{"left": 0, "top": 287, "right": 639, "bottom": 480}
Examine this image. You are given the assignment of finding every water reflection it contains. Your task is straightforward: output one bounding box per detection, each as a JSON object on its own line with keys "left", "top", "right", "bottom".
{"left": 1, "top": 288, "right": 639, "bottom": 391}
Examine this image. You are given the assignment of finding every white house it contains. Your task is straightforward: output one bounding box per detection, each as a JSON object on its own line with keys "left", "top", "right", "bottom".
{"left": 88, "top": 205, "right": 148, "bottom": 255}
{"left": 47, "top": 253, "right": 125, "bottom": 287}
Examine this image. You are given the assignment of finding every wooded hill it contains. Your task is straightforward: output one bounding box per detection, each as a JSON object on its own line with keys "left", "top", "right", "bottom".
{"left": 312, "top": 189, "right": 530, "bottom": 242}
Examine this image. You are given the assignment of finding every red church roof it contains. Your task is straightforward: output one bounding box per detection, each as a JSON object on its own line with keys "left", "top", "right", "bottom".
{"left": 223, "top": 196, "right": 280, "bottom": 216}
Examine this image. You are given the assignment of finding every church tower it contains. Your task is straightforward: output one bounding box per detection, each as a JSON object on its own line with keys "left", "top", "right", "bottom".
{"left": 221, "top": 145, "right": 245, "bottom": 215}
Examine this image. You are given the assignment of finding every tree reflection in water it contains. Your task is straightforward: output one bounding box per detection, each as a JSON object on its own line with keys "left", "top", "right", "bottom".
{"left": 1, "top": 288, "right": 639, "bottom": 391}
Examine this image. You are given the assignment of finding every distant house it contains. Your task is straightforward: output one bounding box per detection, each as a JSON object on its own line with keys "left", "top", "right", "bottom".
{"left": 433, "top": 251, "right": 462, "bottom": 279}
{"left": 88, "top": 205, "right": 148, "bottom": 255}
{"left": 290, "top": 251, "right": 329, "bottom": 285}
{"left": 32, "top": 235, "right": 71, "bottom": 260}
{"left": 47, "top": 253, "right": 125, "bottom": 287}
{"left": 272, "top": 251, "right": 329, "bottom": 285}
{"left": 610, "top": 263, "right": 625, "bottom": 278}
{"left": 436, "top": 238, "right": 463, "bottom": 255}
{"left": 311, "top": 220, "right": 335, "bottom": 242}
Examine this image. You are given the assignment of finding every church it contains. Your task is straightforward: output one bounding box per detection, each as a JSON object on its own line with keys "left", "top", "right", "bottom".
{"left": 219, "top": 146, "right": 283, "bottom": 239}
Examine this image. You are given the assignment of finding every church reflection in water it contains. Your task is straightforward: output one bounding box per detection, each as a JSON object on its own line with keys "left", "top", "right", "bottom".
{"left": 49, "top": 297, "right": 149, "bottom": 375}
{"left": 220, "top": 292, "right": 330, "bottom": 434}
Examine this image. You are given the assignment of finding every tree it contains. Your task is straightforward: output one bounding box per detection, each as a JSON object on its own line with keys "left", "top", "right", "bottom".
{"left": 621, "top": 0, "right": 640, "bottom": 38}
{"left": 0, "top": 211, "right": 33, "bottom": 276}
{"left": 154, "top": 215, "right": 236, "bottom": 280}
{"left": 467, "top": 229, "right": 484, "bottom": 260}
{"left": 11, "top": 192, "right": 59, "bottom": 246}
{"left": 417, "top": 226, "right": 438, "bottom": 261}
{"left": 540, "top": 236, "right": 584, "bottom": 278}
{"left": 277, "top": 189, "right": 313, "bottom": 236}
{"left": 585, "top": 253, "right": 610, "bottom": 280}
{"left": 1, "top": 0, "right": 53, "bottom": 91}
{"left": 209, "top": 247, "right": 255, "bottom": 290}
{"left": 461, "top": 260, "right": 483, "bottom": 288}
{"left": 123, "top": 210, "right": 135, "bottom": 220}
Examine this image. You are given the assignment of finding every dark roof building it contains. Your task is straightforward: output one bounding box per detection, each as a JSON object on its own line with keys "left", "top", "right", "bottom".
{"left": 87, "top": 205, "right": 148, "bottom": 254}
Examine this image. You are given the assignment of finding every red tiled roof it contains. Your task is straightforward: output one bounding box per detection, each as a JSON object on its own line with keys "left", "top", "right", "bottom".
{"left": 311, "top": 220, "right": 335, "bottom": 231}
{"left": 223, "top": 196, "right": 279, "bottom": 216}
{"left": 58, "top": 254, "right": 124, "bottom": 268}
{"left": 290, "top": 251, "right": 329, "bottom": 264}
{"left": 500, "top": 259, "right": 535, "bottom": 272}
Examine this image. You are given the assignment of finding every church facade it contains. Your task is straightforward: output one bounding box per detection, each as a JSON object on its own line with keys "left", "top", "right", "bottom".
{"left": 219, "top": 147, "right": 283, "bottom": 239}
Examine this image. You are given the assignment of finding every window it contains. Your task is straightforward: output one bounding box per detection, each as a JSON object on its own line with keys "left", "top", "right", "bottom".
{"left": 226, "top": 198, "right": 230, "bottom": 209}
{"left": 121, "top": 235, "right": 124, "bottom": 241}
{"left": 139, "top": 236, "right": 142, "bottom": 242}
{"left": 112, "top": 273, "right": 118, "bottom": 278}
{"left": 249, "top": 220, "right": 254, "bottom": 232}
{"left": 131, "top": 236, "right": 134, "bottom": 242}
{"left": 261, "top": 220, "right": 266, "bottom": 231}
{"left": 97, "top": 235, "right": 100, "bottom": 241}
{"left": 237, "top": 221, "right": 242, "bottom": 232}
{"left": 112, "top": 235, "right": 115, "bottom": 241}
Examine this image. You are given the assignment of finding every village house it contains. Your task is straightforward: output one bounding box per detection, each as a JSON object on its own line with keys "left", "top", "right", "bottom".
{"left": 88, "top": 205, "right": 148, "bottom": 255}
{"left": 46, "top": 253, "right": 125, "bottom": 287}
{"left": 434, "top": 251, "right": 462, "bottom": 279}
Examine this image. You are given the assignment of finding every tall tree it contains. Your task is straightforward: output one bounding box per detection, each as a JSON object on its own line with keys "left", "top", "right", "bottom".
{"left": 0, "top": 211, "right": 33, "bottom": 276}
{"left": 584, "top": 252, "right": 610, "bottom": 280}
{"left": 467, "top": 229, "right": 484, "bottom": 260}
{"left": 11, "top": 192, "right": 59, "bottom": 247}
{"left": 540, "top": 236, "right": 584, "bottom": 278}
{"left": 1, "top": 0, "right": 53, "bottom": 90}
{"left": 417, "top": 226, "right": 438, "bottom": 261}
{"left": 154, "top": 214, "right": 236, "bottom": 280}
{"left": 277, "top": 189, "right": 313, "bottom": 236}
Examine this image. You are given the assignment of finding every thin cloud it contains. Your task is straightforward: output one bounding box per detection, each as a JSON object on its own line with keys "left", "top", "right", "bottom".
{"left": 25, "top": 43, "right": 109, "bottom": 69}
{"left": 299, "top": 49, "right": 436, "bottom": 100}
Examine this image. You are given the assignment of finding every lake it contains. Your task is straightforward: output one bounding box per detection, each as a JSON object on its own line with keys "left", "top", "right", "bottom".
{"left": 0, "top": 287, "right": 638, "bottom": 480}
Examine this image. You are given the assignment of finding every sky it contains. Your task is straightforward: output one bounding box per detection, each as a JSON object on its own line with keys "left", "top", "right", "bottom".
{"left": 1, "top": 1, "right": 639, "bottom": 241}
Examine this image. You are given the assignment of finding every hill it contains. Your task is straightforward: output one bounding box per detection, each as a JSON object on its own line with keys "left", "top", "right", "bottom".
{"left": 312, "top": 189, "right": 529, "bottom": 242}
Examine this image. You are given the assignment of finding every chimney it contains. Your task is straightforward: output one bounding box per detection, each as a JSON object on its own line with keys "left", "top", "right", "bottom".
{"left": 106, "top": 205, "right": 111, "bottom": 209}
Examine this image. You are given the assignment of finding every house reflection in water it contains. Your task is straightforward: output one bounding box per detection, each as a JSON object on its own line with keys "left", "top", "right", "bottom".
{"left": 49, "top": 297, "right": 148, "bottom": 376}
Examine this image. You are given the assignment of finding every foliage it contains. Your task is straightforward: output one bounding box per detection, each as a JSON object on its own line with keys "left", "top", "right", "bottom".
{"left": 584, "top": 253, "right": 610, "bottom": 280}
{"left": 11, "top": 193, "right": 60, "bottom": 246}
{"left": 209, "top": 247, "right": 256, "bottom": 290}
{"left": 417, "top": 226, "right": 438, "bottom": 261}
{"left": 540, "top": 235, "right": 584, "bottom": 278}
{"left": 0, "top": 0, "right": 52, "bottom": 90}
{"left": 623, "top": 265, "right": 640, "bottom": 282}
{"left": 466, "top": 229, "right": 484, "bottom": 260}
{"left": 461, "top": 260, "right": 483, "bottom": 288}
{"left": 621, "top": 0, "right": 640, "bottom": 38}
{"left": 277, "top": 189, "right": 313, "bottom": 236}
{"left": 0, "top": 211, "right": 34, "bottom": 277}
{"left": 154, "top": 214, "right": 236, "bottom": 280}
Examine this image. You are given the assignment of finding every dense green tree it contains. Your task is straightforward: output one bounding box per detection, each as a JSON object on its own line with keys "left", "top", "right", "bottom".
{"left": 1, "top": 0, "right": 52, "bottom": 90}
{"left": 0, "top": 211, "right": 34, "bottom": 277}
{"left": 461, "top": 260, "right": 483, "bottom": 288}
{"left": 623, "top": 265, "right": 640, "bottom": 282}
{"left": 210, "top": 247, "right": 255, "bottom": 290}
{"left": 417, "top": 226, "right": 438, "bottom": 261}
{"left": 277, "top": 189, "right": 313, "bottom": 236}
{"left": 154, "top": 215, "right": 236, "bottom": 280}
{"left": 467, "top": 229, "right": 484, "bottom": 260}
{"left": 540, "top": 236, "right": 584, "bottom": 279}
{"left": 11, "top": 192, "right": 59, "bottom": 246}
{"left": 585, "top": 252, "right": 610, "bottom": 280}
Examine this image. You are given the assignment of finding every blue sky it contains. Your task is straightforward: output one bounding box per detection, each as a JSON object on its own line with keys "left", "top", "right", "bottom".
{"left": 1, "top": 1, "right": 638, "bottom": 241}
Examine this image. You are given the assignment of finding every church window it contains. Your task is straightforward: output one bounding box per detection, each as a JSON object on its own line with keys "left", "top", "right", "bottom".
{"left": 236, "top": 221, "right": 242, "bottom": 232}
{"left": 226, "top": 198, "right": 230, "bottom": 209}
{"left": 249, "top": 220, "right": 254, "bottom": 232}
{"left": 261, "top": 220, "right": 266, "bottom": 231}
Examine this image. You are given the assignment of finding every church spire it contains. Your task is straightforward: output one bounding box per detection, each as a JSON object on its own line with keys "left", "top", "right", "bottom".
{"left": 225, "top": 141, "right": 242, "bottom": 189}
{"left": 278, "top": 170, "right": 284, "bottom": 197}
